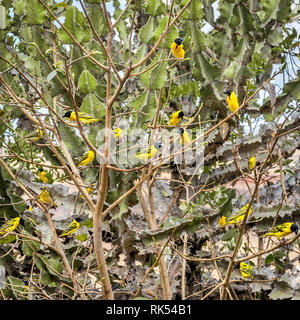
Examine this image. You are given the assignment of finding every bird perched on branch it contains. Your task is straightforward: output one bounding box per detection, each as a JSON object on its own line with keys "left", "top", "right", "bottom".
{"left": 24, "top": 129, "right": 43, "bottom": 142}
{"left": 59, "top": 218, "right": 83, "bottom": 238}
{"left": 114, "top": 126, "right": 123, "bottom": 139}
{"left": 38, "top": 168, "right": 48, "bottom": 184}
{"left": 135, "top": 142, "right": 162, "bottom": 161}
{"left": 80, "top": 183, "right": 95, "bottom": 199}
{"left": 63, "top": 110, "right": 100, "bottom": 124}
{"left": 38, "top": 187, "right": 57, "bottom": 208}
{"left": 248, "top": 155, "right": 256, "bottom": 171}
{"left": 234, "top": 262, "right": 254, "bottom": 280}
{"left": 261, "top": 222, "right": 298, "bottom": 241}
{"left": 218, "top": 203, "right": 252, "bottom": 227}
{"left": 224, "top": 90, "right": 240, "bottom": 116}
{"left": 177, "top": 127, "right": 191, "bottom": 146}
{"left": 0, "top": 217, "right": 22, "bottom": 236}
{"left": 169, "top": 110, "right": 184, "bottom": 126}
{"left": 171, "top": 38, "right": 185, "bottom": 59}
{"left": 76, "top": 150, "right": 95, "bottom": 167}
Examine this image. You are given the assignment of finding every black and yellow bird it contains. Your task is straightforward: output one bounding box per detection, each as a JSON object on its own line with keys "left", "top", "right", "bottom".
{"left": 38, "top": 187, "right": 57, "bottom": 208}
{"left": 248, "top": 155, "right": 256, "bottom": 171}
{"left": 80, "top": 183, "right": 95, "bottom": 199}
{"left": 63, "top": 110, "right": 99, "bottom": 124}
{"left": 38, "top": 168, "right": 48, "bottom": 184}
{"left": 218, "top": 203, "right": 252, "bottom": 227}
{"left": 169, "top": 110, "right": 184, "bottom": 126}
{"left": 76, "top": 150, "right": 95, "bottom": 167}
{"left": 261, "top": 222, "right": 298, "bottom": 241}
{"left": 135, "top": 142, "right": 162, "bottom": 161}
{"left": 177, "top": 128, "right": 191, "bottom": 146}
{"left": 224, "top": 90, "right": 239, "bottom": 116}
{"left": 234, "top": 262, "right": 254, "bottom": 280}
{"left": 24, "top": 129, "right": 43, "bottom": 142}
{"left": 59, "top": 218, "right": 83, "bottom": 238}
{"left": 0, "top": 217, "right": 23, "bottom": 236}
{"left": 171, "top": 38, "right": 185, "bottom": 59}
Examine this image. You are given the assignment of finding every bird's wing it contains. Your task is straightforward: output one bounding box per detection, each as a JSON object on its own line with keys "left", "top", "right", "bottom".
{"left": 60, "top": 221, "right": 77, "bottom": 237}
{"left": 78, "top": 112, "right": 97, "bottom": 120}
{"left": 136, "top": 146, "right": 155, "bottom": 156}
{"left": 240, "top": 264, "right": 253, "bottom": 277}
{"left": 269, "top": 224, "right": 288, "bottom": 234}
{"left": 77, "top": 152, "right": 89, "bottom": 164}
{"left": 0, "top": 219, "right": 15, "bottom": 233}
{"left": 24, "top": 130, "right": 40, "bottom": 138}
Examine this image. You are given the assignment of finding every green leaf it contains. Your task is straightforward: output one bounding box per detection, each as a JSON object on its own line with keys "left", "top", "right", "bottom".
{"left": 149, "top": 62, "right": 167, "bottom": 90}
{"left": 0, "top": 234, "right": 16, "bottom": 245}
{"left": 80, "top": 93, "right": 105, "bottom": 119}
{"left": 189, "top": 0, "right": 202, "bottom": 20}
{"left": 139, "top": 16, "right": 154, "bottom": 44}
{"left": 265, "top": 254, "right": 274, "bottom": 265}
{"left": 0, "top": 6, "right": 6, "bottom": 29}
{"left": 58, "top": 122, "right": 85, "bottom": 159}
{"left": 117, "top": 20, "right": 129, "bottom": 49}
{"left": 13, "top": 0, "right": 26, "bottom": 16}
{"left": 23, "top": 0, "right": 47, "bottom": 25}
{"left": 58, "top": 6, "right": 86, "bottom": 44}
{"left": 190, "top": 23, "right": 206, "bottom": 52}
{"left": 222, "top": 228, "right": 238, "bottom": 241}
{"left": 151, "top": 16, "right": 167, "bottom": 44}
{"left": 78, "top": 70, "right": 98, "bottom": 94}
{"left": 219, "top": 198, "right": 232, "bottom": 217}
{"left": 75, "top": 233, "right": 88, "bottom": 242}
{"left": 21, "top": 231, "right": 40, "bottom": 256}
{"left": 146, "top": 0, "right": 160, "bottom": 16}
{"left": 5, "top": 276, "right": 26, "bottom": 299}
{"left": 43, "top": 255, "right": 63, "bottom": 277}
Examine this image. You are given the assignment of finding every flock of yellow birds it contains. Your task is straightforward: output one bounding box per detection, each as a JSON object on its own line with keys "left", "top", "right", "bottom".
{"left": 0, "top": 38, "right": 298, "bottom": 281}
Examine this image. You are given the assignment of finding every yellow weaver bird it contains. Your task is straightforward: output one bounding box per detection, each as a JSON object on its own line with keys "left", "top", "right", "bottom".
{"left": 0, "top": 217, "right": 22, "bottom": 236}
{"left": 234, "top": 262, "right": 254, "bottom": 280}
{"left": 135, "top": 142, "right": 162, "bottom": 161}
{"left": 38, "top": 187, "right": 57, "bottom": 208}
{"left": 26, "top": 205, "right": 33, "bottom": 212}
{"left": 248, "top": 155, "right": 256, "bottom": 171}
{"left": 114, "top": 127, "right": 123, "bottom": 139}
{"left": 218, "top": 203, "right": 252, "bottom": 227}
{"left": 76, "top": 150, "right": 95, "bottom": 167}
{"left": 261, "top": 222, "right": 298, "bottom": 240}
{"left": 59, "top": 218, "right": 83, "bottom": 238}
{"left": 171, "top": 38, "right": 185, "bottom": 59}
{"left": 24, "top": 129, "right": 43, "bottom": 142}
{"left": 80, "top": 183, "right": 95, "bottom": 199}
{"left": 169, "top": 110, "right": 184, "bottom": 126}
{"left": 38, "top": 168, "right": 48, "bottom": 184}
{"left": 224, "top": 90, "right": 239, "bottom": 116}
{"left": 63, "top": 110, "right": 100, "bottom": 124}
{"left": 177, "top": 128, "right": 191, "bottom": 145}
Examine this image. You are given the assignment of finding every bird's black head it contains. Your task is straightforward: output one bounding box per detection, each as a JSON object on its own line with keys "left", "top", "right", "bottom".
{"left": 177, "top": 128, "right": 184, "bottom": 135}
{"left": 63, "top": 111, "right": 72, "bottom": 118}
{"left": 234, "top": 263, "right": 241, "bottom": 270}
{"left": 75, "top": 217, "right": 83, "bottom": 223}
{"left": 224, "top": 90, "right": 232, "bottom": 96}
{"left": 178, "top": 110, "right": 184, "bottom": 118}
{"left": 154, "top": 142, "right": 162, "bottom": 150}
{"left": 174, "top": 38, "right": 183, "bottom": 45}
{"left": 19, "top": 217, "right": 25, "bottom": 226}
{"left": 38, "top": 168, "right": 43, "bottom": 172}
{"left": 291, "top": 223, "right": 298, "bottom": 235}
